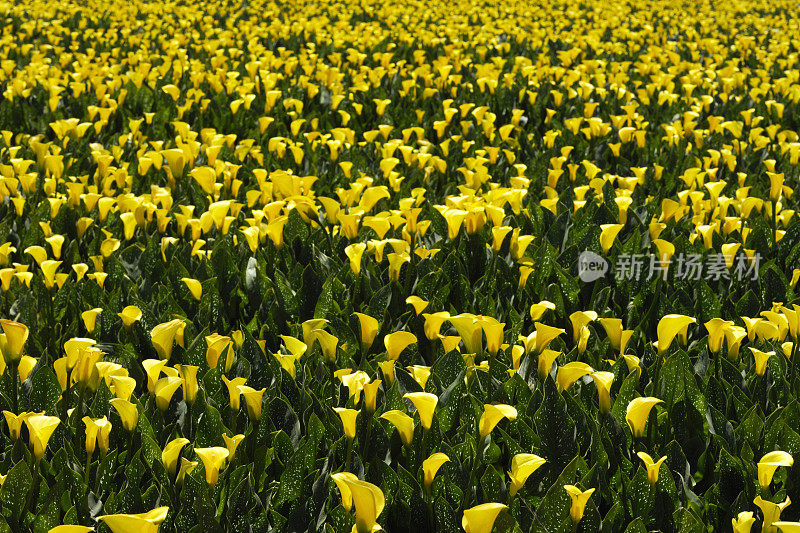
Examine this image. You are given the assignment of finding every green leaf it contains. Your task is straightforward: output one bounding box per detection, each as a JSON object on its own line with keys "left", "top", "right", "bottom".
{"left": 1, "top": 460, "right": 32, "bottom": 523}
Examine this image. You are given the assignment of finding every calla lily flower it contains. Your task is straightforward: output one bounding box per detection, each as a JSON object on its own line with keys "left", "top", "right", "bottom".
{"left": 755, "top": 495, "right": 791, "bottom": 533}
{"left": 97, "top": 506, "right": 169, "bottom": 533}
{"left": 537, "top": 349, "right": 561, "bottom": 379}
{"left": 533, "top": 322, "right": 565, "bottom": 354}
{"left": 406, "top": 365, "right": 431, "bottom": 389}
{"left": 773, "top": 522, "right": 800, "bottom": 532}
{"left": 732, "top": 511, "right": 755, "bottom": 533}
{"left": 331, "top": 471, "right": 359, "bottom": 511}
{"left": 223, "top": 434, "right": 246, "bottom": 461}
{"left": 422, "top": 312, "right": 451, "bottom": 340}
{"left": 626, "top": 397, "right": 663, "bottom": 437}
{"left": 110, "top": 398, "right": 138, "bottom": 432}
{"left": 345, "top": 477, "right": 385, "bottom": 533}
{"left": 758, "top": 451, "right": 794, "bottom": 489}
{"left": 569, "top": 311, "right": 597, "bottom": 343}
{"left": 508, "top": 453, "right": 546, "bottom": 498}
{"left": 384, "top": 331, "right": 417, "bottom": 360}
{"left": 564, "top": 485, "right": 595, "bottom": 523}
{"left": 0, "top": 319, "right": 28, "bottom": 364}
{"left": 637, "top": 452, "right": 667, "bottom": 485}
{"left": 222, "top": 376, "right": 247, "bottom": 411}
{"left": 354, "top": 312, "right": 380, "bottom": 351}
{"left": 195, "top": 447, "right": 230, "bottom": 486}
{"left": 177, "top": 458, "right": 197, "bottom": 487}
{"left": 380, "top": 410, "right": 414, "bottom": 446}
{"left": 404, "top": 392, "right": 438, "bottom": 430}
{"left": 405, "top": 296, "right": 429, "bottom": 315}
{"left": 422, "top": 452, "right": 449, "bottom": 494}
{"left": 529, "top": 301, "right": 556, "bottom": 321}
{"left": 4, "top": 410, "right": 37, "bottom": 440}
{"left": 363, "top": 380, "right": 382, "bottom": 413}
{"left": 162, "top": 437, "right": 190, "bottom": 476}
{"left": 461, "top": 502, "right": 506, "bottom": 533}
{"left": 599, "top": 224, "right": 623, "bottom": 253}
{"left": 238, "top": 385, "right": 265, "bottom": 421}
{"left": 25, "top": 414, "right": 61, "bottom": 462}
{"left": 181, "top": 278, "right": 203, "bottom": 300}
{"left": 49, "top": 526, "right": 94, "bottom": 533}
{"left": 478, "top": 404, "right": 517, "bottom": 439}
{"left": 750, "top": 348, "right": 776, "bottom": 376}
{"left": 655, "top": 314, "right": 696, "bottom": 354}
{"left": 591, "top": 371, "right": 614, "bottom": 414}
{"left": 118, "top": 306, "right": 142, "bottom": 328}
{"left": 345, "top": 243, "right": 367, "bottom": 275}
{"left": 206, "top": 333, "right": 234, "bottom": 371}
{"left": 449, "top": 314, "right": 483, "bottom": 354}
{"left": 150, "top": 319, "right": 184, "bottom": 360}
{"left": 705, "top": 318, "right": 733, "bottom": 353}
{"left": 334, "top": 407, "right": 360, "bottom": 440}
{"left": 177, "top": 365, "right": 199, "bottom": 406}
{"left": 556, "top": 361, "right": 593, "bottom": 391}
{"left": 154, "top": 376, "right": 184, "bottom": 411}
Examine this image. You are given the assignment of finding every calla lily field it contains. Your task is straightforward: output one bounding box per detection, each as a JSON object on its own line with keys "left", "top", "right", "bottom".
{"left": 1, "top": 0, "right": 800, "bottom": 531}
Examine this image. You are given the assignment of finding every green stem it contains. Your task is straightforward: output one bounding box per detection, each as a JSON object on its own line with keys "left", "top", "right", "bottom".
{"left": 10, "top": 361, "right": 18, "bottom": 413}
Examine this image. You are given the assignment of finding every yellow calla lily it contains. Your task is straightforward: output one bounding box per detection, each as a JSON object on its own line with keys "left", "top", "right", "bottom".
{"left": 331, "top": 471, "right": 359, "bottom": 511}
{"left": 626, "top": 397, "right": 663, "bottom": 437}
{"left": 223, "top": 433, "right": 246, "bottom": 461}
{"left": 343, "top": 477, "right": 385, "bottom": 533}
{"left": 478, "top": 404, "right": 517, "bottom": 439}
{"left": 755, "top": 495, "right": 791, "bottom": 533}
{"left": 154, "top": 376, "right": 184, "bottom": 411}
{"left": 380, "top": 410, "right": 414, "bottom": 446}
{"left": 363, "top": 380, "right": 382, "bottom": 413}
{"left": 0, "top": 319, "right": 28, "bottom": 364}
{"left": 655, "top": 314, "right": 696, "bottom": 354}
{"left": 194, "top": 447, "right": 230, "bottom": 486}
{"left": 564, "top": 485, "right": 595, "bottom": 523}
{"left": 345, "top": 243, "right": 367, "bottom": 275}
{"left": 422, "top": 311, "right": 451, "bottom": 340}
{"left": 238, "top": 385, "right": 265, "bottom": 421}
{"left": 354, "top": 312, "right": 380, "bottom": 351}
{"left": 556, "top": 361, "right": 594, "bottom": 391}
{"left": 534, "top": 322, "right": 565, "bottom": 354}
{"left": 110, "top": 398, "right": 138, "bottom": 432}
{"left": 732, "top": 511, "right": 755, "bottom": 533}
{"left": 705, "top": 318, "right": 733, "bottom": 353}
{"left": 461, "top": 502, "right": 506, "bottom": 533}
{"left": 150, "top": 319, "right": 184, "bottom": 360}
{"left": 591, "top": 371, "right": 614, "bottom": 414}
{"left": 404, "top": 392, "right": 438, "bottom": 430}
{"left": 405, "top": 296, "right": 429, "bottom": 315}
{"left": 750, "top": 348, "right": 775, "bottom": 376}
{"left": 48, "top": 526, "right": 95, "bottom": 533}
{"left": 181, "top": 278, "right": 203, "bottom": 300}
{"left": 758, "top": 451, "right": 794, "bottom": 489}
{"left": 449, "top": 314, "right": 483, "bottom": 354}
{"left": 177, "top": 365, "right": 199, "bottom": 406}
{"left": 334, "top": 407, "right": 360, "bottom": 440}
{"left": 773, "top": 522, "right": 800, "bottom": 533}
{"left": 637, "top": 452, "right": 667, "bottom": 485}
{"left": 97, "top": 506, "right": 169, "bottom": 533}
{"left": 599, "top": 223, "right": 623, "bottom": 253}
{"left": 4, "top": 410, "right": 37, "bottom": 440}
{"left": 222, "top": 375, "right": 247, "bottom": 411}
{"left": 118, "top": 306, "right": 142, "bottom": 328}
{"left": 508, "top": 453, "right": 546, "bottom": 498}
{"left": 162, "top": 437, "right": 190, "bottom": 476}
{"left": 206, "top": 333, "right": 234, "bottom": 371}
{"left": 25, "top": 414, "right": 61, "bottom": 462}
{"left": 384, "top": 331, "right": 417, "bottom": 360}
{"left": 422, "top": 452, "right": 449, "bottom": 493}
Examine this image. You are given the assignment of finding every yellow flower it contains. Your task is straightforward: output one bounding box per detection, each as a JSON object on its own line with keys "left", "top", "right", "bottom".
{"left": 407, "top": 365, "right": 431, "bottom": 389}
{"left": 384, "top": 331, "right": 417, "bottom": 360}
{"left": 772, "top": 522, "right": 800, "bottom": 532}
{"left": 363, "top": 380, "right": 382, "bottom": 413}
{"left": 755, "top": 495, "right": 791, "bottom": 533}
{"left": 4, "top": 411, "right": 36, "bottom": 440}
{"left": 569, "top": 311, "right": 597, "bottom": 344}
{"left": 405, "top": 296, "right": 429, "bottom": 315}
{"left": 478, "top": 404, "right": 517, "bottom": 439}
{"left": 110, "top": 398, "right": 138, "bottom": 432}
{"left": 422, "top": 452, "right": 449, "bottom": 493}
{"left": 533, "top": 322, "right": 565, "bottom": 354}
{"left": 556, "top": 361, "right": 593, "bottom": 391}
{"left": 758, "top": 451, "right": 794, "bottom": 489}
{"left": 206, "top": 333, "right": 234, "bottom": 371}
{"left": 223, "top": 433, "right": 246, "bottom": 461}
{"left": 564, "top": 485, "right": 595, "bottom": 523}
{"left": 705, "top": 318, "right": 733, "bottom": 353}
{"left": 25, "top": 414, "right": 61, "bottom": 462}
{"left": 591, "top": 371, "right": 614, "bottom": 414}
{"left": 177, "top": 365, "right": 199, "bottom": 406}
{"left": 162, "top": 437, "right": 190, "bottom": 476}
{"left": 353, "top": 312, "right": 380, "bottom": 351}
{"left": 150, "top": 319, "right": 184, "bottom": 360}
{"left": 461, "top": 502, "right": 506, "bottom": 533}
{"left": 238, "top": 385, "right": 265, "bottom": 421}
{"left": 508, "top": 453, "right": 546, "bottom": 498}
{"left": 334, "top": 407, "right": 360, "bottom": 440}
{"left": 331, "top": 471, "right": 359, "bottom": 511}
{"left": 345, "top": 243, "right": 367, "bottom": 275}
{"left": 64, "top": 337, "right": 96, "bottom": 371}
{"left": 529, "top": 301, "right": 556, "bottom": 321}
{"left": 81, "top": 308, "right": 103, "bottom": 333}
{"left": 0, "top": 319, "right": 28, "bottom": 364}
{"left": 97, "top": 506, "right": 169, "bottom": 533}
{"left": 750, "top": 348, "right": 776, "bottom": 376}
{"left": 732, "top": 511, "right": 755, "bottom": 533}
{"left": 181, "top": 278, "right": 203, "bottom": 300}
{"left": 118, "top": 305, "right": 142, "bottom": 328}
{"left": 48, "top": 526, "right": 95, "bottom": 533}
{"left": 537, "top": 348, "right": 561, "bottom": 379}
{"left": 177, "top": 457, "right": 197, "bottom": 487}
{"left": 422, "top": 312, "right": 450, "bottom": 340}
{"left": 637, "top": 452, "right": 667, "bottom": 485}
{"left": 449, "top": 314, "right": 483, "bottom": 354}
{"left": 154, "top": 376, "right": 184, "bottom": 411}
{"left": 599, "top": 224, "right": 623, "bottom": 253}
{"left": 315, "top": 329, "right": 339, "bottom": 363}
{"left": 626, "top": 397, "right": 663, "bottom": 438}
{"left": 194, "top": 447, "right": 230, "bottom": 486}
{"left": 655, "top": 314, "right": 696, "bottom": 354}
{"left": 222, "top": 375, "right": 247, "bottom": 411}
{"left": 341, "top": 477, "right": 385, "bottom": 533}
{"left": 380, "top": 410, "right": 414, "bottom": 446}
{"left": 404, "top": 392, "right": 438, "bottom": 430}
